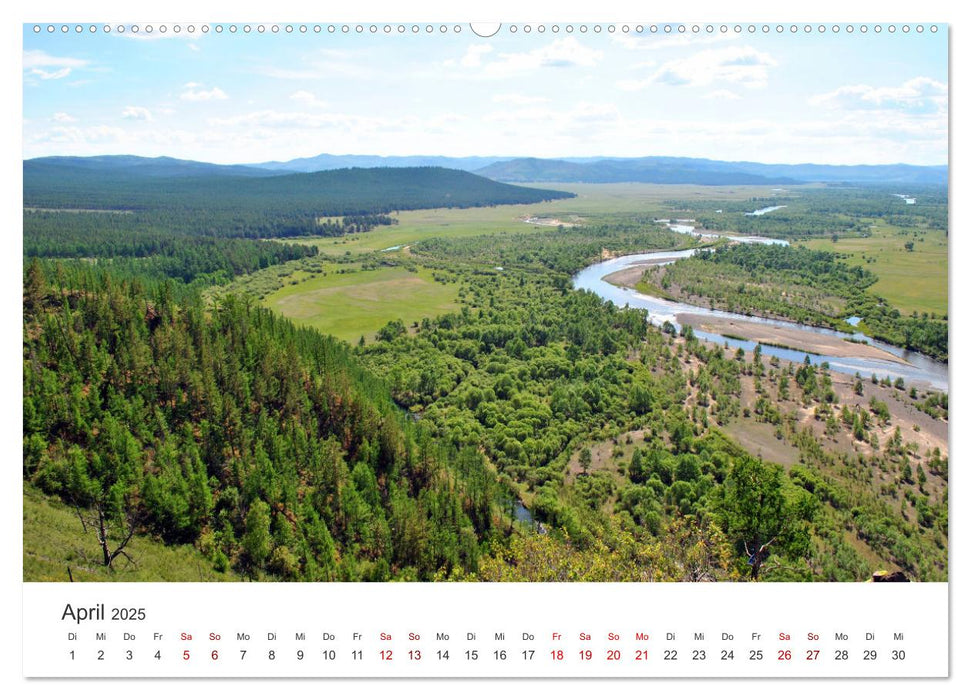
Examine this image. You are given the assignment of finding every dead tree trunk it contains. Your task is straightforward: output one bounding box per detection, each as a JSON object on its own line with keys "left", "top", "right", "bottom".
{"left": 75, "top": 499, "right": 138, "bottom": 569}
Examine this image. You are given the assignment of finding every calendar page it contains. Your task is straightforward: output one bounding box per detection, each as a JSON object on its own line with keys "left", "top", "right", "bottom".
{"left": 14, "top": 0, "right": 961, "bottom": 694}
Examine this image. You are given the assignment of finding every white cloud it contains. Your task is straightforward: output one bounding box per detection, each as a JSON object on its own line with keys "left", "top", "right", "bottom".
{"left": 810, "top": 77, "right": 947, "bottom": 115}
{"left": 24, "top": 50, "right": 89, "bottom": 80}
{"left": 612, "top": 32, "right": 740, "bottom": 51}
{"left": 206, "top": 109, "right": 468, "bottom": 139}
{"left": 255, "top": 49, "right": 373, "bottom": 81}
{"left": 32, "top": 68, "right": 72, "bottom": 80}
{"left": 493, "top": 38, "right": 601, "bottom": 73}
{"left": 122, "top": 106, "right": 153, "bottom": 121}
{"left": 180, "top": 85, "right": 228, "bottom": 101}
{"left": 52, "top": 112, "right": 77, "bottom": 123}
{"left": 492, "top": 94, "right": 550, "bottom": 105}
{"left": 650, "top": 46, "right": 777, "bottom": 89}
{"left": 705, "top": 89, "right": 742, "bottom": 101}
{"left": 257, "top": 67, "right": 321, "bottom": 80}
{"left": 800, "top": 77, "right": 946, "bottom": 161}
{"left": 210, "top": 111, "right": 325, "bottom": 129}
{"left": 570, "top": 102, "right": 620, "bottom": 124}
{"left": 209, "top": 110, "right": 393, "bottom": 131}
{"left": 483, "top": 106, "right": 554, "bottom": 124}
{"left": 289, "top": 90, "right": 328, "bottom": 109}
{"left": 483, "top": 101, "right": 619, "bottom": 137}
{"left": 34, "top": 124, "right": 126, "bottom": 146}
{"left": 25, "top": 122, "right": 227, "bottom": 157}
{"left": 617, "top": 79, "right": 650, "bottom": 92}
{"left": 460, "top": 44, "right": 493, "bottom": 68}
{"left": 454, "top": 38, "right": 602, "bottom": 77}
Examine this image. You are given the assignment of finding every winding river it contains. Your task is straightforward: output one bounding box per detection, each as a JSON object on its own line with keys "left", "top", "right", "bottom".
{"left": 573, "top": 237, "right": 948, "bottom": 391}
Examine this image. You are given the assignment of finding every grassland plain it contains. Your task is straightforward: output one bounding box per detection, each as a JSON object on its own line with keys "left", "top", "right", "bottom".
{"left": 279, "top": 183, "right": 793, "bottom": 255}
{"left": 261, "top": 183, "right": 748, "bottom": 340}
{"left": 263, "top": 263, "right": 461, "bottom": 341}
{"left": 257, "top": 184, "right": 702, "bottom": 339}
{"left": 802, "top": 222, "right": 948, "bottom": 317}
{"left": 263, "top": 183, "right": 947, "bottom": 346}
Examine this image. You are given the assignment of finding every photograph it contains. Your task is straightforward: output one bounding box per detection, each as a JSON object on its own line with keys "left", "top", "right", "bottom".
{"left": 22, "top": 21, "right": 948, "bottom": 586}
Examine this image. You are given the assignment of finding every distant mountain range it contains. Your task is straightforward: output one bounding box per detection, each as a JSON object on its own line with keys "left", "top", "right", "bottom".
{"left": 252, "top": 154, "right": 513, "bottom": 173}
{"left": 473, "top": 157, "right": 798, "bottom": 186}
{"left": 23, "top": 153, "right": 948, "bottom": 187}
{"left": 250, "top": 153, "right": 946, "bottom": 186}
{"left": 473, "top": 157, "right": 948, "bottom": 186}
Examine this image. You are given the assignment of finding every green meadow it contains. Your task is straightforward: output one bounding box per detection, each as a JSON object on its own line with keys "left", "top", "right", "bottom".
{"left": 802, "top": 223, "right": 948, "bottom": 317}
{"left": 263, "top": 264, "right": 461, "bottom": 342}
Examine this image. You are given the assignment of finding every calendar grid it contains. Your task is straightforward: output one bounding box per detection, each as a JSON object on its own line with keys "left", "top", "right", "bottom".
{"left": 24, "top": 583, "right": 949, "bottom": 678}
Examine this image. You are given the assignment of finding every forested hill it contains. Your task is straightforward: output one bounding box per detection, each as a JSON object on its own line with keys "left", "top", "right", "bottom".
{"left": 23, "top": 159, "right": 575, "bottom": 216}
{"left": 25, "top": 155, "right": 283, "bottom": 179}
{"left": 23, "top": 262, "right": 498, "bottom": 581}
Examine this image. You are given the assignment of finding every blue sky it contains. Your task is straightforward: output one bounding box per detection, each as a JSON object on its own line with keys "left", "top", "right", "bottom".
{"left": 22, "top": 24, "right": 948, "bottom": 165}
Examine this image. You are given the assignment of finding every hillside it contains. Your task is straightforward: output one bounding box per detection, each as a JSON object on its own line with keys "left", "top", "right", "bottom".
{"left": 24, "top": 485, "right": 244, "bottom": 582}
{"left": 23, "top": 264, "right": 499, "bottom": 581}
{"left": 25, "top": 155, "right": 283, "bottom": 179}
{"left": 23, "top": 160, "right": 574, "bottom": 216}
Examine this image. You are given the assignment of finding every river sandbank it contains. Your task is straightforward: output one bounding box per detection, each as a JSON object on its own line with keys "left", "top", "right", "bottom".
{"left": 676, "top": 313, "right": 910, "bottom": 366}
{"left": 602, "top": 262, "right": 679, "bottom": 287}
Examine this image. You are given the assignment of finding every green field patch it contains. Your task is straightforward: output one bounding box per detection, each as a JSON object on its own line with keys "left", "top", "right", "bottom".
{"left": 264, "top": 265, "right": 461, "bottom": 341}
{"left": 283, "top": 206, "right": 558, "bottom": 255}
{"left": 802, "top": 223, "right": 948, "bottom": 316}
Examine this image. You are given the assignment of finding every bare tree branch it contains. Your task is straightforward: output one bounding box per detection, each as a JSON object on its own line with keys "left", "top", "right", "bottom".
{"left": 73, "top": 503, "right": 88, "bottom": 534}
{"left": 74, "top": 496, "right": 140, "bottom": 570}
